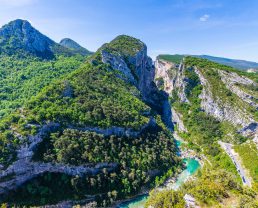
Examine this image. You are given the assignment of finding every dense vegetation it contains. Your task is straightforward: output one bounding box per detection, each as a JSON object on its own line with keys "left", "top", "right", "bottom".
{"left": 102, "top": 35, "right": 145, "bottom": 57}
{"left": 2, "top": 171, "right": 120, "bottom": 206}
{"left": 0, "top": 22, "right": 179, "bottom": 207}
{"left": 0, "top": 54, "right": 85, "bottom": 117}
{"left": 2, "top": 126, "right": 179, "bottom": 206}
{"left": 25, "top": 63, "right": 150, "bottom": 129}
{"left": 34, "top": 127, "right": 178, "bottom": 168}
{"left": 0, "top": 53, "right": 86, "bottom": 166}
{"left": 146, "top": 168, "right": 258, "bottom": 208}
{"left": 185, "top": 56, "right": 258, "bottom": 83}
{"left": 148, "top": 168, "right": 258, "bottom": 207}
{"left": 182, "top": 169, "right": 240, "bottom": 205}
{"left": 157, "top": 54, "right": 184, "bottom": 64}
{"left": 0, "top": 51, "right": 180, "bottom": 206}
{"left": 234, "top": 141, "right": 258, "bottom": 191}
{"left": 146, "top": 189, "right": 185, "bottom": 208}
{"left": 0, "top": 62, "right": 152, "bottom": 166}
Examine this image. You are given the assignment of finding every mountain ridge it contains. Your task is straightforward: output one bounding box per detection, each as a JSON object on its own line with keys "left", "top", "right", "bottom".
{"left": 0, "top": 19, "right": 87, "bottom": 59}
{"left": 158, "top": 54, "right": 258, "bottom": 72}
{"left": 60, "top": 38, "right": 92, "bottom": 56}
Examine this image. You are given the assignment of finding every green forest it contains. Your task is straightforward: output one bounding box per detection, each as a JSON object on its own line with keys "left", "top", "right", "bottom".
{"left": 0, "top": 54, "right": 85, "bottom": 117}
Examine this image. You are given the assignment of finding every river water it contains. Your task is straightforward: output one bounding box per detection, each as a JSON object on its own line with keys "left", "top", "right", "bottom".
{"left": 117, "top": 139, "right": 200, "bottom": 208}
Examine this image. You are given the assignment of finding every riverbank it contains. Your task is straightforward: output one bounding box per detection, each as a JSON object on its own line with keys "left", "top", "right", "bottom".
{"left": 115, "top": 158, "right": 201, "bottom": 208}
{"left": 114, "top": 131, "right": 202, "bottom": 208}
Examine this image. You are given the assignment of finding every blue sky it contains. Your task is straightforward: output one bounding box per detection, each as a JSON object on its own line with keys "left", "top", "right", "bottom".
{"left": 0, "top": 0, "right": 258, "bottom": 61}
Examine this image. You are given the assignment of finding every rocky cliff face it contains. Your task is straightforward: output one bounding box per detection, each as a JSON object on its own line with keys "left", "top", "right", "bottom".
{"left": 101, "top": 49, "right": 137, "bottom": 84}
{"left": 96, "top": 35, "right": 173, "bottom": 130}
{"left": 99, "top": 36, "right": 155, "bottom": 99}
{"left": 155, "top": 56, "right": 258, "bottom": 139}
{"left": 155, "top": 59, "right": 189, "bottom": 103}
{"left": 155, "top": 59, "right": 175, "bottom": 94}
{"left": 218, "top": 70, "right": 258, "bottom": 109}
{"left": 195, "top": 68, "right": 257, "bottom": 130}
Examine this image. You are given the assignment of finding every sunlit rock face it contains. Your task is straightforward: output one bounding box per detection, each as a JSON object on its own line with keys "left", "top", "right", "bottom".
{"left": 99, "top": 35, "right": 173, "bottom": 130}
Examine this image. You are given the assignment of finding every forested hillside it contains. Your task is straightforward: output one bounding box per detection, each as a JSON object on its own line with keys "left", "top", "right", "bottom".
{"left": 0, "top": 55, "right": 85, "bottom": 117}
{"left": 0, "top": 32, "right": 179, "bottom": 207}
{"left": 0, "top": 19, "right": 92, "bottom": 117}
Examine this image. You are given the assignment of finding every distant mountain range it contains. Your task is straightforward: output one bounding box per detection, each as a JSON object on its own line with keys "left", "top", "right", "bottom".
{"left": 197, "top": 55, "right": 258, "bottom": 72}
{"left": 157, "top": 54, "right": 258, "bottom": 72}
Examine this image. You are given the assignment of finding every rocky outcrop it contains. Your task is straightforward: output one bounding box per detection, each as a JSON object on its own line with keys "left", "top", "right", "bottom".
{"left": 195, "top": 68, "right": 226, "bottom": 121}
{"left": 171, "top": 108, "right": 188, "bottom": 132}
{"left": 238, "top": 123, "right": 258, "bottom": 138}
{"left": 101, "top": 50, "right": 137, "bottom": 84}
{"left": 69, "top": 117, "right": 157, "bottom": 138}
{"left": 155, "top": 59, "right": 189, "bottom": 103}
{"left": 155, "top": 59, "right": 175, "bottom": 94}
{"left": 176, "top": 63, "right": 190, "bottom": 103}
{"left": 0, "top": 160, "right": 117, "bottom": 196}
{"left": 100, "top": 36, "right": 173, "bottom": 130}
{"left": 218, "top": 70, "right": 258, "bottom": 109}
{"left": 155, "top": 58, "right": 193, "bottom": 131}
{"left": 195, "top": 68, "right": 257, "bottom": 137}
{"left": 184, "top": 194, "right": 199, "bottom": 208}
{"left": 101, "top": 41, "right": 156, "bottom": 103}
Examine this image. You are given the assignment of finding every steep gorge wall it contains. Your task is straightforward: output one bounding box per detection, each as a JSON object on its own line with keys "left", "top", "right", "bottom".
{"left": 195, "top": 68, "right": 258, "bottom": 138}
{"left": 101, "top": 43, "right": 173, "bottom": 130}
{"left": 155, "top": 59, "right": 188, "bottom": 132}
{"left": 155, "top": 59, "right": 189, "bottom": 103}
{"left": 155, "top": 58, "right": 258, "bottom": 139}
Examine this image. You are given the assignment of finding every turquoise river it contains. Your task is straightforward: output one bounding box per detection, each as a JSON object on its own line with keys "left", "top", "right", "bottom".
{"left": 117, "top": 139, "right": 200, "bottom": 208}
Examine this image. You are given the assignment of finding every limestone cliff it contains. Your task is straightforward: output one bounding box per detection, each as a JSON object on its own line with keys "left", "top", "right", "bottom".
{"left": 155, "top": 56, "right": 258, "bottom": 139}
{"left": 94, "top": 35, "right": 173, "bottom": 130}
{"left": 155, "top": 59, "right": 189, "bottom": 103}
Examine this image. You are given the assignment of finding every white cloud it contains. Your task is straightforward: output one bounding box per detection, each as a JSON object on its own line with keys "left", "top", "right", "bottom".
{"left": 200, "top": 14, "right": 210, "bottom": 22}
{"left": 0, "top": 0, "right": 37, "bottom": 7}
